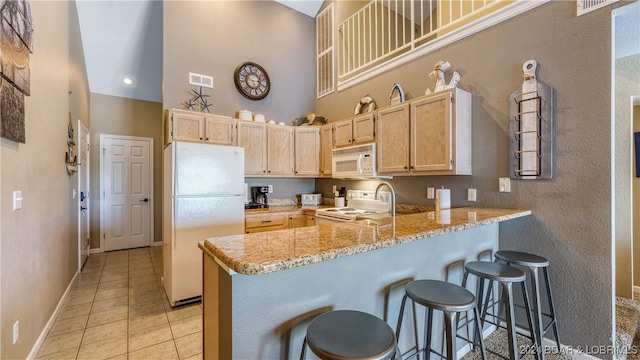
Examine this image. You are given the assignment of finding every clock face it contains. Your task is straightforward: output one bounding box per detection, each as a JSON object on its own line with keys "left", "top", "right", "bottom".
{"left": 234, "top": 62, "right": 270, "bottom": 100}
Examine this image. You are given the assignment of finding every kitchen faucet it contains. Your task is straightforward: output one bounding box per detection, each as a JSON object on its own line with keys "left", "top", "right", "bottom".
{"left": 374, "top": 181, "right": 395, "bottom": 217}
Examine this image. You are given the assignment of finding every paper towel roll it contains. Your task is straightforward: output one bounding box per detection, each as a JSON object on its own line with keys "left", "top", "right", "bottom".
{"left": 435, "top": 188, "right": 450, "bottom": 210}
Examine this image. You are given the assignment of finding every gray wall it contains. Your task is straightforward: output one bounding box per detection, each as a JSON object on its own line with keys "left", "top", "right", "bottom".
{"left": 163, "top": 1, "right": 316, "bottom": 123}
{"left": 1, "top": 1, "right": 90, "bottom": 358}
{"left": 316, "top": 1, "right": 615, "bottom": 349}
{"left": 89, "top": 93, "right": 163, "bottom": 249}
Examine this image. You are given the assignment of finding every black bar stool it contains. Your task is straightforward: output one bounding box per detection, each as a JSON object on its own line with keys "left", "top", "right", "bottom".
{"left": 395, "top": 279, "right": 487, "bottom": 360}
{"left": 300, "top": 310, "right": 399, "bottom": 360}
{"left": 494, "top": 250, "right": 560, "bottom": 359}
{"left": 462, "top": 261, "right": 538, "bottom": 360}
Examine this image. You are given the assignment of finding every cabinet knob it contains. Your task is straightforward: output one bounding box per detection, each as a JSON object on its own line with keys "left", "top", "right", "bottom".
{"left": 410, "top": 166, "right": 414, "bottom": 169}
{"left": 205, "top": 138, "right": 209, "bottom": 141}
{"left": 199, "top": 138, "right": 203, "bottom": 140}
{"left": 404, "top": 166, "right": 408, "bottom": 169}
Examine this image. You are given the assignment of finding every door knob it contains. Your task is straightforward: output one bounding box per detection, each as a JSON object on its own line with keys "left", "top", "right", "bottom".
{"left": 140, "top": 198, "right": 149, "bottom": 203}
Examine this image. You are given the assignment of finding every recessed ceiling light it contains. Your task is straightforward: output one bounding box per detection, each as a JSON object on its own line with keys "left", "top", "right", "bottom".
{"left": 123, "top": 77, "right": 135, "bottom": 86}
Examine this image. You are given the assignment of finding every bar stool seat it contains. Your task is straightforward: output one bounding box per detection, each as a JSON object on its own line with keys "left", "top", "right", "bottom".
{"left": 463, "top": 261, "right": 538, "bottom": 360}
{"left": 494, "top": 250, "right": 560, "bottom": 359}
{"left": 396, "top": 279, "right": 486, "bottom": 360}
{"left": 301, "top": 310, "right": 398, "bottom": 360}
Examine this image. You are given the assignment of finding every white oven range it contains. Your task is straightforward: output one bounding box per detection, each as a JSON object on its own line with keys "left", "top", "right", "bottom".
{"left": 315, "top": 190, "right": 391, "bottom": 224}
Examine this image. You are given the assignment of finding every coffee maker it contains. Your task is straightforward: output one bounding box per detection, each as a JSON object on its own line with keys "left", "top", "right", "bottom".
{"left": 246, "top": 186, "right": 269, "bottom": 209}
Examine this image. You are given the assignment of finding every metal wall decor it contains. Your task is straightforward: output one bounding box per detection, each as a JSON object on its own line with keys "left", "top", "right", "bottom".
{"left": 0, "top": 0, "right": 34, "bottom": 143}
{"left": 183, "top": 86, "right": 212, "bottom": 113}
{"left": 509, "top": 60, "right": 555, "bottom": 179}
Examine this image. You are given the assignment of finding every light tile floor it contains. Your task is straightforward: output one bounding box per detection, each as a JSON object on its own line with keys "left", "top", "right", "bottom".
{"left": 35, "top": 246, "right": 202, "bottom": 360}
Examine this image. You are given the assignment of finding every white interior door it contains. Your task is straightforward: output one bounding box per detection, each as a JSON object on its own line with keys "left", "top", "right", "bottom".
{"left": 78, "top": 120, "right": 90, "bottom": 269}
{"left": 101, "top": 135, "right": 153, "bottom": 251}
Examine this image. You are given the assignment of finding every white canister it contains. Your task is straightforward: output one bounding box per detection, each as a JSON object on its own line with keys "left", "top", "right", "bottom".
{"left": 435, "top": 188, "right": 450, "bottom": 210}
{"left": 335, "top": 197, "right": 345, "bottom": 207}
{"left": 254, "top": 114, "right": 265, "bottom": 123}
{"left": 238, "top": 110, "right": 252, "bottom": 121}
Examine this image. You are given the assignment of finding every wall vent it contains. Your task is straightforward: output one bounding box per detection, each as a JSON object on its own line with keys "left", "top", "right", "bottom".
{"left": 577, "top": 0, "right": 620, "bottom": 16}
{"left": 188, "top": 72, "right": 213, "bottom": 88}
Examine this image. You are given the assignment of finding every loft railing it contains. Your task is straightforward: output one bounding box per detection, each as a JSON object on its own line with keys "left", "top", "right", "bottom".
{"left": 337, "top": 0, "right": 504, "bottom": 81}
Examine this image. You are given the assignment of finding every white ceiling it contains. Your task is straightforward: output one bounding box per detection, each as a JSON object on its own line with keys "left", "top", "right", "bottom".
{"left": 75, "top": 0, "right": 322, "bottom": 103}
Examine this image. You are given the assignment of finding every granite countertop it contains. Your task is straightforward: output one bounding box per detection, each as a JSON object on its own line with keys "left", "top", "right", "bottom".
{"left": 202, "top": 207, "right": 531, "bottom": 275}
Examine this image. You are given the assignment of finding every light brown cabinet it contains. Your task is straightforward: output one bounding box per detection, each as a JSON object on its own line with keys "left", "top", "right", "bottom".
{"left": 319, "top": 124, "right": 333, "bottom": 177}
{"left": 305, "top": 215, "right": 315, "bottom": 226}
{"left": 377, "top": 103, "right": 410, "bottom": 174}
{"left": 245, "top": 213, "right": 287, "bottom": 233}
{"left": 237, "top": 120, "right": 268, "bottom": 176}
{"left": 164, "top": 109, "right": 235, "bottom": 146}
{"left": 288, "top": 213, "right": 307, "bottom": 228}
{"left": 377, "top": 88, "right": 472, "bottom": 176}
{"left": 267, "top": 125, "right": 294, "bottom": 176}
{"left": 294, "top": 127, "right": 320, "bottom": 177}
{"left": 333, "top": 113, "right": 375, "bottom": 148}
{"left": 246, "top": 210, "right": 316, "bottom": 233}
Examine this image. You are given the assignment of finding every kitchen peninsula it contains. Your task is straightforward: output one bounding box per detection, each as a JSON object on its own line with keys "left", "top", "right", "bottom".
{"left": 199, "top": 207, "right": 531, "bottom": 359}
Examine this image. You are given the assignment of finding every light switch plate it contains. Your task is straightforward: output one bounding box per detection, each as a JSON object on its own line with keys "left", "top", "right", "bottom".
{"left": 13, "top": 191, "right": 22, "bottom": 211}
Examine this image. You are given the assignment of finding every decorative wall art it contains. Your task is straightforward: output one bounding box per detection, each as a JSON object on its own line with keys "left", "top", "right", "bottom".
{"left": 425, "top": 61, "right": 460, "bottom": 95}
{"left": 183, "top": 86, "right": 212, "bottom": 113}
{"left": 354, "top": 94, "right": 376, "bottom": 115}
{"left": 65, "top": 112, "right": 77, "bottom": 175}
{"left": 0, "top": 0, "right": 34, "bottom": 143}
{"left": 509, "top": 60, "right": 555, "bottom": 180}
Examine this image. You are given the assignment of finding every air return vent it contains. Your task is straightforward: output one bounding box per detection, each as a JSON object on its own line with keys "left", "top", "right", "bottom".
{"left": 577, "top": 0, "right": 620, "bottom": 16}
{"left": 188, "top": 72, "right": 213, "bottom": 88}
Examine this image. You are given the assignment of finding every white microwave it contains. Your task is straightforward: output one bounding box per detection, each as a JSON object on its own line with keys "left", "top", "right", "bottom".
{"left": 332, "top": 143, "right": 389, "bottom": 179}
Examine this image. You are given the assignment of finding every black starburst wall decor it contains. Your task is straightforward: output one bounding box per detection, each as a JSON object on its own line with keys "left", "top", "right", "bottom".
{"left": 0, "top": 0, "right": 34, "bottom": 143}
{"left": 183, "top": 86, "right": 213, "bottom": 113}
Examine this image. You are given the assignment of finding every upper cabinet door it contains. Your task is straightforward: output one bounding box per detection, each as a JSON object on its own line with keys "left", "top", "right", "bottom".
{"left": 267, "top": 125, "right": 294, "bottom": 176}
{"left": 294, "top": 127, "right": 320, "bottom": 177}
{"left": 411, "top": 92, "right": 452, "bottom": 172}
{"left": 377, "top": 103, "right": 410, "bottom": 174}
{"left": 204, "top": 114, "right": 235, "bottom": 146}
{"left": 237, "top": 120, "right": 267, "bottom": 175}
{"left": 319, "top": 124, "right": 333, "bottom": 177}
{"left": 333, "top": 119, "right": 353, "bottom": 148}
{"left": 352, "top": 113, "right": 375, "bottom": 145}
{"left": 172, "top": 111, "right": 204, "bottom": 142}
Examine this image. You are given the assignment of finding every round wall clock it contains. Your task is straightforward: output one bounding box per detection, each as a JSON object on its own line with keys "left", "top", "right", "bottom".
{"left": 234, "top": 62, "right": 270, "bottom": 100}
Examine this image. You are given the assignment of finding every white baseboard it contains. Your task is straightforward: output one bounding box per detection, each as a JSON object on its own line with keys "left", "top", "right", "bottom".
{"left": 27, "top": 271, "right": 79, "bottom": 360}
{"left": 153, "top": 241, "right": 162, "bottom": 247}
{"left": 90, "top": 247, "right": 103, "bottom": 254}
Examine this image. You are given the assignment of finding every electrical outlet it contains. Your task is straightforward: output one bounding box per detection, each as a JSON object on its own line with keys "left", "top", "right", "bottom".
{"left": 467, "top": 188, "right": 477, "bottom": 202}
{"left": 267, "top": 185, "right": 273, "bottom": 193}
{"left": 13, "top": 321, "right": 19, "bottom": 344}
{"left": 426, "top": 187, "right": 435, "bottom": 199}
{"left": 499, "top": 178, "right": 511, "bottom": 192}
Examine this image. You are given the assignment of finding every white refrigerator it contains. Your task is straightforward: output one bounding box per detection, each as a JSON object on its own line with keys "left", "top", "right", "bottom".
{"left": 163, "top": 141, "right": 245, "bottom": 306}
